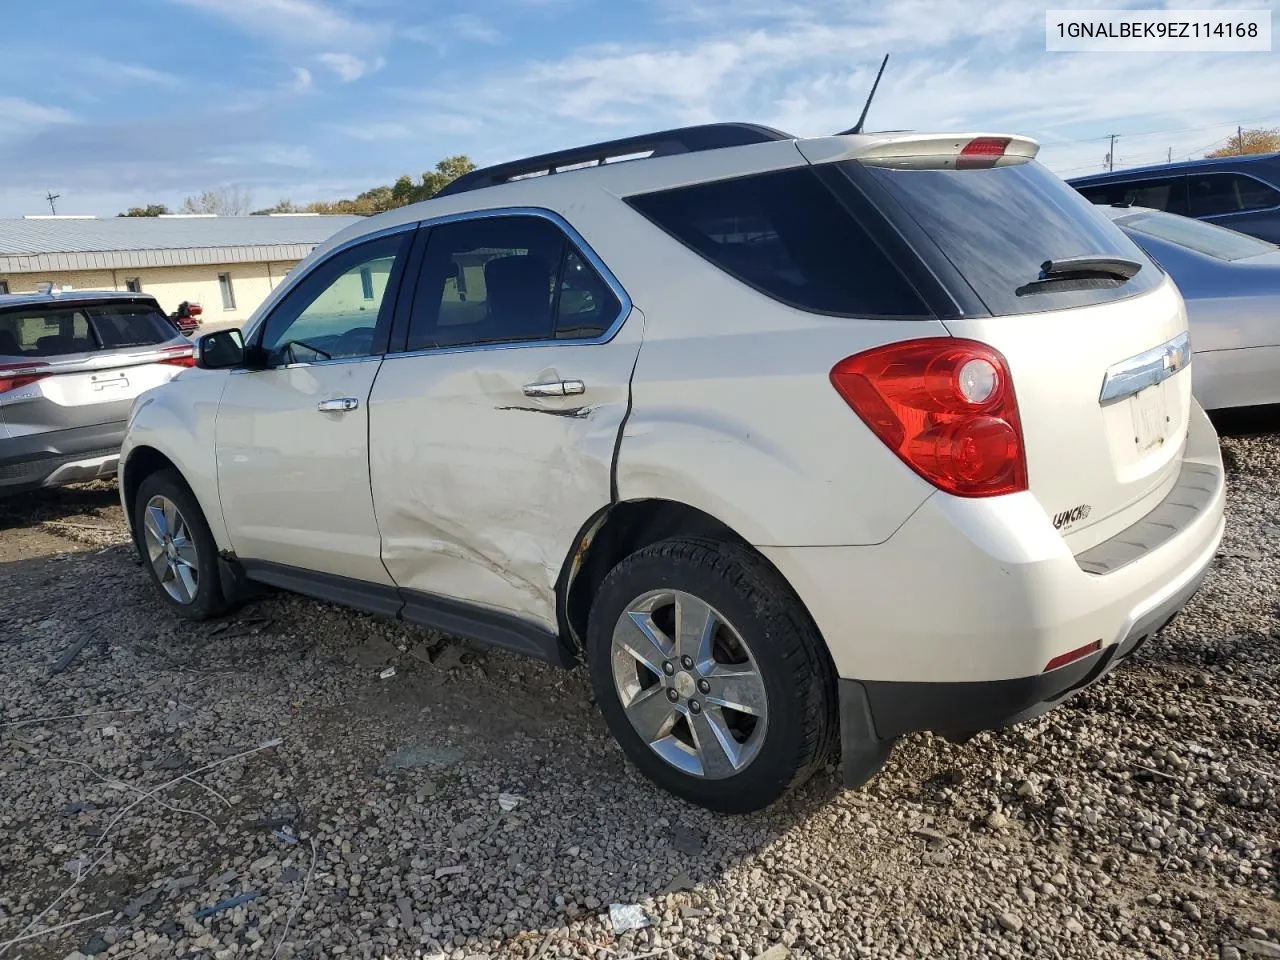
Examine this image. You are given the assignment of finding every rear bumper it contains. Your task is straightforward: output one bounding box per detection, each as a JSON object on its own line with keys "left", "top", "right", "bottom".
{"left": 0, "top": 421, "right": 125, "bottom": 494}
{"left": 848, "top": 537, "right": 1212, "bottom": 742}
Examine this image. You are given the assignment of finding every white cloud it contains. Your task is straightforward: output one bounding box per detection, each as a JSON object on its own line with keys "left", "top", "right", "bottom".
{"left": 448, "top": 14, "right": 503, "bottom": 45}
{"left": 172, "top": 0, "right": 386, "bottom": 49}
{"left": 316, "top": 52, "right": 384, "bottom": 82}
{"left": 330, "top": 120, "right": 415, "bottom": 141}
{"left": 0, "top": 97, "right": 74, "bottom": 139}
{"left": 291, "top": 66, "right": 313, "bottom": 91}
{"left": 79, "top": 57, "right": 182, "bottom": 87}
{"left": 394, "top": 0, "right": 1280, "bottom": 179}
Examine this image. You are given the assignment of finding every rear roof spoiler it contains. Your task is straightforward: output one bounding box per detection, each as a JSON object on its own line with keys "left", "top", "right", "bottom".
{"left": 798, "top": 133, "right": 1040, "bottom": 166}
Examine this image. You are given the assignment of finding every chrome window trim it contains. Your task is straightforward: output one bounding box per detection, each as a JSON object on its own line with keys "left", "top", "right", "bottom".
{"left": 388, "top": 206, "right": 634, "bottom": 359}
{"left": 235, "top": 207, "right": 632, "bottom": 372}
{"left": 1098, "top": 331, "right": 1192, "bottom": 406}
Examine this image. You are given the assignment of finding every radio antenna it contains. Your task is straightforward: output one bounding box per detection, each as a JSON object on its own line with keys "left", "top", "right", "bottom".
{"left": 839, "top": 54, "right": 889, "bottom": 136}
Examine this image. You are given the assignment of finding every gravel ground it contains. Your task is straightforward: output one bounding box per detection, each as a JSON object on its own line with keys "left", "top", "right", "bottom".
{"left": 1, "top": 419, "right": 1277, "bottom": 960}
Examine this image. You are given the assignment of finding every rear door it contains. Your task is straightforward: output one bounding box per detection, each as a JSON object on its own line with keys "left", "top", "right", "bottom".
{"left": 0, "top": 299, "right": 191, "bottom": 440}
{"left": 848, "top": 154, "right": 1191, "bottom": 551}
{"left": 368, "top": 212, "right": 641, "bottom": 635}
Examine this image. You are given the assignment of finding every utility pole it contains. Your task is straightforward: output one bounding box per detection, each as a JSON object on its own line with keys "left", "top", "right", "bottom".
{"left": 45, "top": 191, "right": 59, "bottom": 215}
{"left": 1238, "top": 124, "right": 1245, "bottom": 155}
{"left": 1167, "top": 147, "right": 1172, "bottom": 163}
{"left": 1107, "top": 133, "right": 1118, "bottom": 172}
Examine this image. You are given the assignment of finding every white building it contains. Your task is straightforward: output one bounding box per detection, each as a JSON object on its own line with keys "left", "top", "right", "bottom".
{"left": 0, "top": 214, "right": 362, "bottom": 325}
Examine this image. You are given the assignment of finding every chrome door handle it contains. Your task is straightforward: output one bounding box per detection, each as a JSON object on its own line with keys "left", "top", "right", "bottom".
{"left": 317, "top": 397, "right": 359, "bottom": 412}
{"left": 523, "top": 379, "right": 586, "bottom": 398}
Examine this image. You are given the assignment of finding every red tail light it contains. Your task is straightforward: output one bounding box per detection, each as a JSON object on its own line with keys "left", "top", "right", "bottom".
{"left": 159, "top": 346, "right": 195, "bottom": 368}
{"left": 188, "top": 303, "right": 203, "bottom": 317}
{"left": 957, "top": 136, "right": 1011, "bottom": 169}
{"left": 0, "top": 361, "right": 50, "bottom": 394}
{"left": 830, "top": 339, "right": 1027, "bottom": 498}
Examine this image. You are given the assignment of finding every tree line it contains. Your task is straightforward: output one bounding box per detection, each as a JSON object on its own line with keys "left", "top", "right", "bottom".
{"left": 118, "top": 155, "right": 476, "bottom": 217}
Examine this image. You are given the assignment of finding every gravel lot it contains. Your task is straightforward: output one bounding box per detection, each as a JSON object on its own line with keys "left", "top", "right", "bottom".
{"left": 1, "top": 417, "right": 1277, "bottom": 960}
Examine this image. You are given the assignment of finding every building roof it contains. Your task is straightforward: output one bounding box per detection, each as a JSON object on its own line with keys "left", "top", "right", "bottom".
{"left": 0, "top": 215, "right": 364, "bottom": 274}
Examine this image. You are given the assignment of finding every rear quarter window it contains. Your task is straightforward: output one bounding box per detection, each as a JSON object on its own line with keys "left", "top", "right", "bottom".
{"left": 858, "top": 159, "right": 1163, "bottom": 317}
{"left": 625, "top": 167, "right": 931, "bottom": 319}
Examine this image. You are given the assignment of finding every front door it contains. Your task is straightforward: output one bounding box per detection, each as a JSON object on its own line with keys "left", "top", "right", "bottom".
{"left": 216, "top": 229, "right": 414, "bottom": 585}
{"left": 369, "top": 213, "right": 642, "bottom": 632}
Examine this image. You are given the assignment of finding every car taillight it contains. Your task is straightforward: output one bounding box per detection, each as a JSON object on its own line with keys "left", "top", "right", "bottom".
{"left": 0, "top": 362, "right": 50, "bottom": 394}
{"left": 957, "top": 136, "right": 1011, "bottom": 169}
{"left": 830, "top": 338, "right": 1027, "bottom": 498}
{"left": 159, "top": 347, "right": 195, "bottom": 368}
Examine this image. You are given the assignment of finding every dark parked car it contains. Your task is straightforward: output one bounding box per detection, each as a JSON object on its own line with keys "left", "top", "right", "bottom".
{"left": 1070, "top": 153, "right": 1280, "bottom": 243}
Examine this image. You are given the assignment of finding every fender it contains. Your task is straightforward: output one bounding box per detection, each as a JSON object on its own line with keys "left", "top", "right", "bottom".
{"left": 119, "top": 368, "right": 233, "bottom": 549}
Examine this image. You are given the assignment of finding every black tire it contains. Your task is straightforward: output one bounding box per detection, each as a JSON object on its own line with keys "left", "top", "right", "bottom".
{"left": 133, "top": 468, "right": 231, "bottom": 620}
{"left": 586, "top": 537, "right": 837, "bottom": 813}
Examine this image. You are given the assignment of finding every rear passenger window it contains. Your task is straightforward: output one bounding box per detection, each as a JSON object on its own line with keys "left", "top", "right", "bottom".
{"left": 1077, "top": 177, "right": 1189, "bottom": 215}
{"left": 1188, "top": 173, "right": 1280, "bottom": 216}
{"left": 625, "top": 168, "right": 929, "bottom": 318}
{"left": 406, "top": 215, "right": 621, "bottom": 351}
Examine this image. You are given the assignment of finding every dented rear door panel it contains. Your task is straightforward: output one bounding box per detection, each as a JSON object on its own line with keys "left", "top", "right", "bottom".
{"left": 368, "top": 310, "right": 644, "bottom": 630}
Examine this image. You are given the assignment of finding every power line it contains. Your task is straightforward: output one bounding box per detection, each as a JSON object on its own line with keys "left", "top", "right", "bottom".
{"left": 1040, "top": 111, "right": 1280, "bottom": 148}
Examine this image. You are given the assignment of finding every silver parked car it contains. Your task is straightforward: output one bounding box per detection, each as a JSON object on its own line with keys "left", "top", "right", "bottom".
{"left": 1101, "top": 205, "right": 1280, "bottom": 410}
{"left": 0, "top": 290, "right": 193, "bottom": 496}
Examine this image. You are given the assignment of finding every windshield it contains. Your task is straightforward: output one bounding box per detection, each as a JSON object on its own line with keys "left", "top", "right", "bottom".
{"left": 856, "top": 158, "right": 1162, "bottom": 317}
{"left": 1119, "top": 210, "right": 1278, "bottom": 261}
{"left": 0, "top": 301, "right": 176, "bottom": 357}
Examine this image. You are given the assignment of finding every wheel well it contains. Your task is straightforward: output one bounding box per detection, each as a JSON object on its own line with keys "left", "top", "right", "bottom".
{"left": 561, "top": 499, "right": 750, "bottom": 656}
{"left": 121, "top": 446, "right": 178, "bottom": 534}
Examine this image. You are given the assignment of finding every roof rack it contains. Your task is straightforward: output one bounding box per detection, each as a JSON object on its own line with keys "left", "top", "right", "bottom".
{"left": 434, "top": 122, "right": 795, "bottom": 199}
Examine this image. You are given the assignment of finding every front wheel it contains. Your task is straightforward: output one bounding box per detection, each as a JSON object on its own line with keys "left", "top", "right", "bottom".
{"left": 134, "top": 469, "right": 230, "bottom": 620}
{"left": 586, "top": 538, "right": 837, "bottom": 813}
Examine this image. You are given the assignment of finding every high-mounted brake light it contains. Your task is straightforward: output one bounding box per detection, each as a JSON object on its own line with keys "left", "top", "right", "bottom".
{"left": 830, "top": 339, "right": 1027, "bottom": 498}
{"left": 957, "top": 137, "right": 1011, "bottom": 169}
{"left": 0, "top": 361, "right": 51, "bottom": 395}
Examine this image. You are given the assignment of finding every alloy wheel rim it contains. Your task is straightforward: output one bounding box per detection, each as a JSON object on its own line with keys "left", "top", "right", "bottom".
{"left": 141, "top": 495, "right": 199, "bottom": 604}
{"left": 610, "top": 589, "right": 768, "bottom": 779}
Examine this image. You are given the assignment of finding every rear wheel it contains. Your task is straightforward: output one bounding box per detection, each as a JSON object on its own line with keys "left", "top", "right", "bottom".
{"left": 134, "top": 469, "right": 230, "bottom": 620}
{"left": 587, "top": 537, "right": 836, "bottom": 813}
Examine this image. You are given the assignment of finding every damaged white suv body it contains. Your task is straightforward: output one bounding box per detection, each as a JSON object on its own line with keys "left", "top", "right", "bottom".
{"left": 121, "top": 123, "right": 1225, "bottom": 812}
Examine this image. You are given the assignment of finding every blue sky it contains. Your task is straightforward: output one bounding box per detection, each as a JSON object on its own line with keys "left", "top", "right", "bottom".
{"left": 1, "top": 0, "right": 1278, "bottom": 217}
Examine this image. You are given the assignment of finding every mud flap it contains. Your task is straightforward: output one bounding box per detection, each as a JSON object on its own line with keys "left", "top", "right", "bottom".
{"left": 838, "top": 679, "right": 895, "bottom": 789}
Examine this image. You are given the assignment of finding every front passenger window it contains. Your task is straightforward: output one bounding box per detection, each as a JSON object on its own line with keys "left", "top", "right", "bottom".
{"left": 261, "top": 232, "right": 410, "bottom": 365}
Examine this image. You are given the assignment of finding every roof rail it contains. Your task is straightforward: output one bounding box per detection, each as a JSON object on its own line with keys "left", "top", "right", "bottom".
{"left": 434, "top": 122, "right": 795, "bottom": 199}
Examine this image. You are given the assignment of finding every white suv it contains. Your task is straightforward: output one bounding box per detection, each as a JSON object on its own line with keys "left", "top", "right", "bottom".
{"left": 120, "top": 123, "right": 1226, "bottom": 812}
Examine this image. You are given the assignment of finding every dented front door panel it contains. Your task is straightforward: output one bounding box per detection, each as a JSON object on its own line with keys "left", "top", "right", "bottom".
{"left": 367, "top": 310, "right": 643, "bottom": 629}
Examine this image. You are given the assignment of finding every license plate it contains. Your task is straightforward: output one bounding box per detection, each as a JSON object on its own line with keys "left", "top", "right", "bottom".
{"left": 1130, "top": 384, "right": 1168, "bottom": 453}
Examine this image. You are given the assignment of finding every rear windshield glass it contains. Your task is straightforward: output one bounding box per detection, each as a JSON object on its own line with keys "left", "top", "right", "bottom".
{"left": 1119, "top": 210, "right": 1278, "bottom": 261}
{"left": 857, "top": 159, "right": 1162, "bottom": 316}
{"left": 0, "top": 302, "right": 176, "bottom": 357}
{"left": 625, "top": 168, "right": 930, "bottom": 318}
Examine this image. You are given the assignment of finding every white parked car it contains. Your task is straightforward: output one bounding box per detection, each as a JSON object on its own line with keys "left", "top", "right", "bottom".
{"left": 120, "top": 124, "right": 1226, "bottom": 812}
